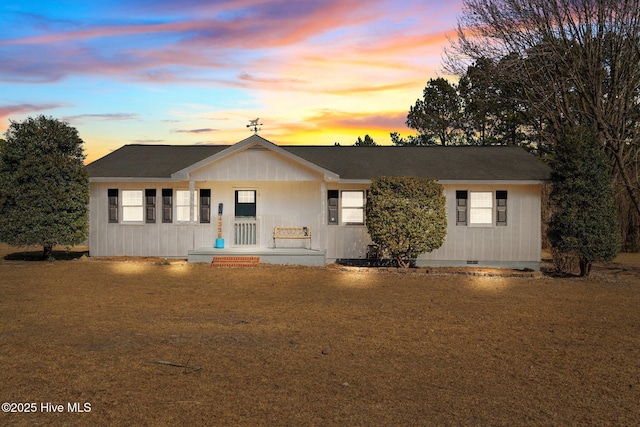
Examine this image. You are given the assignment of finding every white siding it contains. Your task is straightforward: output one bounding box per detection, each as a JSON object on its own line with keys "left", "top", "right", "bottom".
{"left": 189, "top": 148, "right": 322, "bottom": 182}
{"left": 322, "top": 183, "right": 543, "bottom": 265}
{"left": 193, "top": 181, "right": 322, "bottom": 250}
{"left": 90, "top": 181, "right": 323, "bottom": 257}
{"left": 417, "top": 184, "right": 542, "bottom": 263}
{"left": 90, "top": 182, "right": 197, "bottom": 257}
{"left": 323, "top": 183, "right": 372, "bottom": 260}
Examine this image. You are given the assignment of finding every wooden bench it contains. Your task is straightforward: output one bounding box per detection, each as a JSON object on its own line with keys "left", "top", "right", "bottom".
{"left": 273, "top": 226, "right": 311, "bottom": 248}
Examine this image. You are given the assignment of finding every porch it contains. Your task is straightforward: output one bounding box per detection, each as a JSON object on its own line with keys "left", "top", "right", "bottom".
{"left": 187, "top": 247, "right": 326, "bottom": 266}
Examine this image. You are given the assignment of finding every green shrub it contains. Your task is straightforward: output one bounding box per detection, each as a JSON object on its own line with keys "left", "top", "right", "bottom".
{"left": 366, "top": 176, "right": 447, "bottom": 268}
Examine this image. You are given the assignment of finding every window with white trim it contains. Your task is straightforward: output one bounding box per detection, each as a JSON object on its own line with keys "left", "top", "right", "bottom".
{"left": 176, "top": 190, "right": 197, "bottom": 222}
{"left": 122, "top": 190, "right": 144, "bottom": 222}
{"left": 469, "top": 192, "right": 493, "bottom": 225}
{"left": 457, "top": 190, "right": 508, "bottom": 226}
{"left": 341, "top": 191, "right": 365, "bottom": 225}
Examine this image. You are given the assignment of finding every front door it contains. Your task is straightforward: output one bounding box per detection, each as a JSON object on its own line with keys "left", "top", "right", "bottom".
{"left": 234, "top": 190, "right": 257, "bottom": 246}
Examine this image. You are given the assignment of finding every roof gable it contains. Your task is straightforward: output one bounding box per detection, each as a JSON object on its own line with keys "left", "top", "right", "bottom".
{"left": 172, "top": 134, "right": 338, "bottom": 180}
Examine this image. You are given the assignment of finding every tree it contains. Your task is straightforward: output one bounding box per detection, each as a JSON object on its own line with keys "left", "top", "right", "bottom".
{"left": 0, "top": 116, "right": 89, "bottom": 259}
{"left": 394, "top": 60, "right": 536, "bottom": 148}
{"left": 457, "top": 57, "right": 537, "bottom": 148}
{"left": 406, "top": 77, "right": 463, "bottom": 145}
{"left": 447, "top": 0, "right": 640, "bottom": 218}
{"left": 547, "top": 126, "right": 619, "bottom": 276}
{"left": 390, "top": 132, "right": 431, "bottom": 146}
{"left": 366, "top": 176, "right": 447, "bottom": 268}
{"left": 354, "top": 134, "right": 377, "bottom": 146}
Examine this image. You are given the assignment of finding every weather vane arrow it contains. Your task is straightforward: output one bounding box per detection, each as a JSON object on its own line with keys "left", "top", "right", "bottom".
{"left": 247, "top": 118, "right": 263, "bottom": 135}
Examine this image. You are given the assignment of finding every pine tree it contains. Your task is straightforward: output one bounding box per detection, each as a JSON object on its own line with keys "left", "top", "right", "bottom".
{"left": 0, "top": 116, "right": 89, "bottom": 259}
{"left": 547, "top": 126, "right": 619, "bottom": 276}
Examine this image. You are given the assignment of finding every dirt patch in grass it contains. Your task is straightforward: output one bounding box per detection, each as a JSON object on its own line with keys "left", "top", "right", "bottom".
{"left": 1, "top": 245, "right": 89, "bottom": 261}
{"left": 1, "top": 246, "right": 639, "bottom": 426}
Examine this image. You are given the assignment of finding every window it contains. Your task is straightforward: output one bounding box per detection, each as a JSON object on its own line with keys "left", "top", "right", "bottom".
{"left": 108, "top": 189, "right": 118, "bottom": 223}
{"left": 122, "top": 190, "right": 144, "bottom": 222}
{"left": 145, "top": 189, "right": 156, "bottom": 223}
{"left": 200, "top": 189, "right": 211, "bottom": 223}
{"left": 328, "top": 190, "right": 339, "bottom": 225}
{"left": 235, "top": 190, "right": 256, "bottom": 217}
{"left": 162, "top": 189, "right": 173, "bottom": 223}
{"left": 176, "top": 190, "right": 197, "bottom": 222}
{"left": 341, "top": 191, "right": 365, "bottom": 225}
{"left": 469, "top": 192, "right": 493, "bottom": 225}
{"left": 457, "top": 190, "right": 508, "bottom": 226}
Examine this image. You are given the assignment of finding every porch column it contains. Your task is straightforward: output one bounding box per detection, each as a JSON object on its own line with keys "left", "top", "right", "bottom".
{"left": 189, "top": 180, "right": 196, "bottom": 223}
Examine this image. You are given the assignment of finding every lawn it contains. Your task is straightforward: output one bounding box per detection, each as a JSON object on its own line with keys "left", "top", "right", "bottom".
{"left": 1, "top": 245, "right": 639, "bottom": 426}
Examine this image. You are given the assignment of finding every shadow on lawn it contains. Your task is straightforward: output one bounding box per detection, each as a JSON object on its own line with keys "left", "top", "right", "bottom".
{"left": 4, "top": 248, "right": 89, "bottom": 261}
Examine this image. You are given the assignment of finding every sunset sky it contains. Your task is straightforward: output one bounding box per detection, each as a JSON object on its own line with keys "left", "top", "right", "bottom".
{"left": 1, "top": 0, "right": 463, "bottom": 163}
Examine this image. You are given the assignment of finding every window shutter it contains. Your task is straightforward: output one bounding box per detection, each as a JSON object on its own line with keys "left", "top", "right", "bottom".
{"left": 145, "top": 189, "right": 156, "bottom": 223}
{"left": 496, "top": 191, "right": 507, "bottom": 226}
{"left": 456, "top": 190, "right": 468, "bottom": 226}
{"left": 200, "top": 189, "right": 211, "bottom": 223}
{"left": 162, "top": 189, "right": 173, "bottom": 223}
{"left": 108, "top": 189, "right": 118, "bottom": 223}
{"left": 328, "top": 190, "right": 338, "bottom": 225}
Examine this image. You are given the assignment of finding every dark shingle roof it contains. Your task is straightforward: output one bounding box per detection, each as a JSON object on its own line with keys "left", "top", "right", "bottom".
{"left": 86, "top": 143, "right": 550, "bottom": 181}
{"left": 283, "top": 146, "right": 550, "bottom": 181}
{"left": 86, "top": 145, "right": 229, "bottom": 178}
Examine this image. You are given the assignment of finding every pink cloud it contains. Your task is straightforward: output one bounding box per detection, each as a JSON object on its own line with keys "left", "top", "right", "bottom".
{"left": 0, "top": 103, "right": 63, "bottom": 119}
{"left": 5, "top": 0, "right": 382, "bottom": 51}
{"left": 0, "top": 0, "right": 451, "bottom": 88}
{"left": 173, "top": 128, "right": 218, "bottom": 134}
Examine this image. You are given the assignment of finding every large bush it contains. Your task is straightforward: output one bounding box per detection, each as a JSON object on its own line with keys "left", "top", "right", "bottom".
{"left": 0, "top": 116, "right": 89, "bottom": 259}
{"left": 366, "top": 176, "right": 447, "bottom": 268}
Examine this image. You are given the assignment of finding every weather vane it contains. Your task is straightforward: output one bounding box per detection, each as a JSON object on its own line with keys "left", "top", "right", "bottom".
{"left": 246, "top": 118, "right": 263, "bottom": 135}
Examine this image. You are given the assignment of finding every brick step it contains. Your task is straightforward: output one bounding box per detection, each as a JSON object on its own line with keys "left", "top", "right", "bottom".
{"left": 211, "top": 256, "right": 260, "bottom": 268}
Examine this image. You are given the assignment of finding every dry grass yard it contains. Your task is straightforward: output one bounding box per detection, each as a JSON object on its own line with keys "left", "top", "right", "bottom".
{"left": 1, "top": 245, "right": 639, "bottom": 426}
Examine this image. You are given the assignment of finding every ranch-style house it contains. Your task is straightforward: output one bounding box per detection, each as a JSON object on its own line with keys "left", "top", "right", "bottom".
{"left": 86, "top": 135, "right": 551, "bottom": 269}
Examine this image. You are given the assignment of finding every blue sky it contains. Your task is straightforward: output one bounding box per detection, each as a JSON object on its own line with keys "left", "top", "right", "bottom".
{"left": 1, "top": 0, "right": 462, "bottom": 162}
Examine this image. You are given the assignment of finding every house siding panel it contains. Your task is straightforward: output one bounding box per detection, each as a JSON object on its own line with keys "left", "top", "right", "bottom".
{"left": 189, "top": 150, "right": 322, "bottom": 182}
{"left": 90, "top": 181, "right": 323, "bottom": 257}
{"left": 415, "top": 184, "right": 542, "bottom": 266}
